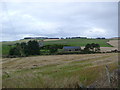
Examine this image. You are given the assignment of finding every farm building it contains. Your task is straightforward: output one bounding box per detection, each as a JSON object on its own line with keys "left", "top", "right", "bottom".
{"left": 38, "top": 41, "right": 44, "bottom": 47}
{"left": 63, "top": 46, "right": 81, "bottom": 51}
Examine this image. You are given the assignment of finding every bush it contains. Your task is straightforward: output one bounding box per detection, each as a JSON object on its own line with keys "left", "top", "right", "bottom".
{"left": 27, "top": 40, "right": 40, "bottom": 55}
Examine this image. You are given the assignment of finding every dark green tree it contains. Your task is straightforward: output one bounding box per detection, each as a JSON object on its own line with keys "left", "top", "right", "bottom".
{"left": 9, "top": 47, "right": 21, "bottom": 56}
{"left": 27, "top": 40, "right": 40, "bottom": 55}
{"left": 94, "top": 44, "right": 100, "bottom": 52}
{"left": 20, "top": 42, "right": 28, "bottom": 56}
{"left": 84, "top": 44, "right": 91, "bottom": 52}
{"left": 9, "top": 40, "right": 40, "bottom": 57}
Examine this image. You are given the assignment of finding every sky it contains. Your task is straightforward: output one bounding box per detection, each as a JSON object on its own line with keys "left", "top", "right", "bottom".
{"left": 0, "top": 1, "right": 118, "bottom": 41}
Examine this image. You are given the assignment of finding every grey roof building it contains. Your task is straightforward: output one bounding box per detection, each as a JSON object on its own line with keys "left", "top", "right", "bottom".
{"left": 63, "top": 46, "right": 81, "bottom": 51}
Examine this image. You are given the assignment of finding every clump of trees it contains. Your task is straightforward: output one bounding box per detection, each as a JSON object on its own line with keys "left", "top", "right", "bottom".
{"left": 9, "top": 40, "right": 40, "bottom": 57}
{"left": 84, "top": 43, "right": 100, "bottom": 53}
{"left": 40, "top": 44, "right": 66, "bottom": 54}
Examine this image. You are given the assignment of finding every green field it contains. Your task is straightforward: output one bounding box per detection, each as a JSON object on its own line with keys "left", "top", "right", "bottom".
{"left": 44, "top": 38, "right": 112, "bottom": 47}
{"left": 2, "top": 45, "right": 11, "bottom": 56}
{"left": 1, "top": 38, "right": 112, "bottom": 56}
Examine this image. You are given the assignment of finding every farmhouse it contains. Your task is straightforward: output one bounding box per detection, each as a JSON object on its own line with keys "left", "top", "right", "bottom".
{"left": 63, "top": 46, "right": 81, "bottom": 51}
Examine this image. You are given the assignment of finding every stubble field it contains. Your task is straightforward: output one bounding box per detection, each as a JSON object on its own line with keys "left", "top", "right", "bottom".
{"left": 2, "top": 53, "right": 118, "bottom": 88}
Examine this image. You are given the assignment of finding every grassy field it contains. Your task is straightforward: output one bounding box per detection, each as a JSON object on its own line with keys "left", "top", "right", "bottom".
{"left": 1, "top": 38, "right": 112, "bottom": 56}
{"left": 2, "top": 53, "right": 118, "bottom": 88}
{"left": 44, "top": 38, "right": 112, "bottom": 47}
{"left": 1, "top": 38, "right": 112, "bottom": 47}
{"left": 2, "top": 45, "right": 11, "bottom": 56}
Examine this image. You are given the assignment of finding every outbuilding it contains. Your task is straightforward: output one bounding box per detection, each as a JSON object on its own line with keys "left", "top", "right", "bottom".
{"left": 63, "top": 46, "right": 81, "bottom": 51}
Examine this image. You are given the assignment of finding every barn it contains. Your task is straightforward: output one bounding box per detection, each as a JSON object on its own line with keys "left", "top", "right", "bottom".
{"left": 63, "top": 46, "right": 81, "bottom": 51}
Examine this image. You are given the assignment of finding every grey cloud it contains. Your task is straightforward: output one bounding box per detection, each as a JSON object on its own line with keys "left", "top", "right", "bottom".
{"left": 1, "top": 2, "right": 118, "bottom": 41}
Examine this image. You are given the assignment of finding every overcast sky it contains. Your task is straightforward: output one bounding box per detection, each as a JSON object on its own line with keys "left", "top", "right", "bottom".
{"left": 0, "top": 2, "right": 118, "bottom": 41}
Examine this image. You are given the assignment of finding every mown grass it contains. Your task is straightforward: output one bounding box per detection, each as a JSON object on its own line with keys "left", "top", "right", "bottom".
{"left": 2, "top": 53, "right": 118, "bottom": 88}
{"left": 70, "top": 55, "right": 112, "bottom": 64}
{"left": 3, "top": 62, "right": 117, "bottom": 88}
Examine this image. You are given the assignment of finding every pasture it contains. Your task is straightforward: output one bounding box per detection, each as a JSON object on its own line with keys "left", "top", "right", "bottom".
{"left": 2, "top": 53, "right": 118, "bottom": 88}
{"left": 1, "top": 38, "right": 113, "bottom": 56}
{"left": 44, "top": 38, "right": 112, "bottom": 47}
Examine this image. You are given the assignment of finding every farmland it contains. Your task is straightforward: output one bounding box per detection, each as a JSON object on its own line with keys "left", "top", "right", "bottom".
{"left": 44, "top": 38, "right": 112, "bottom": 47}
{"left": 1, "top": 38, "right": 119, "bottom": 88}
{"left": 1, "top": 38, "right": 113, "bottom": 56}
{"left": 2, "top": 53, "right": 118, "bottom": 88}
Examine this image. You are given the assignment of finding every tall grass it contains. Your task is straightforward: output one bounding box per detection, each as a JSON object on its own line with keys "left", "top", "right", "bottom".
{"left": 2, "top": 62, "right": 117, "bottom": 88}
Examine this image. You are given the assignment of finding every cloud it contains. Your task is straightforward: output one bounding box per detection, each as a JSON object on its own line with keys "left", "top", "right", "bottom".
{"left": 83, "top": 27, "right": 108, "bottom": 38}
{"left": 0, "top": 2, "right": 118, "bottom": 41}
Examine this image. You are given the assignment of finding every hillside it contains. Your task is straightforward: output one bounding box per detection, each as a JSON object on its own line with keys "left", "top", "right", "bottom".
{"left": 1, "top": 39, "right": 119, "bottom": 88}
{"left": 1, "top": 38, "right": 112, "bottom": 47}
{"left": 1, "top": 38, "right": 112, "bottom": 56}
{"left": 44, "top": 38, "right": 112, "bottom": 47}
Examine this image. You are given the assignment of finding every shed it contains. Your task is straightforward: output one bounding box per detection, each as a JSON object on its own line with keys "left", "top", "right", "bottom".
{"left": 63, "top": 46, "right": 81, "bottom": 51}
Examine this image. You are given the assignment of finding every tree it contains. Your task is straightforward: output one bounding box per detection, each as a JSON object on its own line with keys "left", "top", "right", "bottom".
{"left": 20, "top": 42, "right": 28, "bottom": 56}
{"left": 94, "top": 44, "right": 100, "bottom": 52}
{"left": 9, "top": 47, "right": 21, "bottom": 56}
{"left": 91, "top": 43, "right": 95, "bottom": 51}
{"left": 9, "top": 40, "right": 40, "bottom": 57}
{"left": 84, "top": 43, "right": 100, "bottom": 53}
{"left": 27, "top": 40, "right": 40, "bottom": 55}
{"left": 84, "top": 44, "right": 91, "bottom": 52}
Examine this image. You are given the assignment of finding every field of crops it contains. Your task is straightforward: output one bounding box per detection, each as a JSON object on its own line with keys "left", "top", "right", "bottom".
{"left": 2, "top": 53, "right": 118, "bottom": 88}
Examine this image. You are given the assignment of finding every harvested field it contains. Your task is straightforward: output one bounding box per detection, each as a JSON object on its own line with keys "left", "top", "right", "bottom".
{"left": 2, "top": 53, "right": 118, "bottom": 88}
{"left": 100, "top": 47, "right": 118, "bottom": 52}
{"left": 43, "top": 39, "right": 61, "bottom": 41}
{"left": 96, "top": 40, "right": 119, "bottom": 52}
{"left": 107, "top": 40, "right": 119, "bottom": 48}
